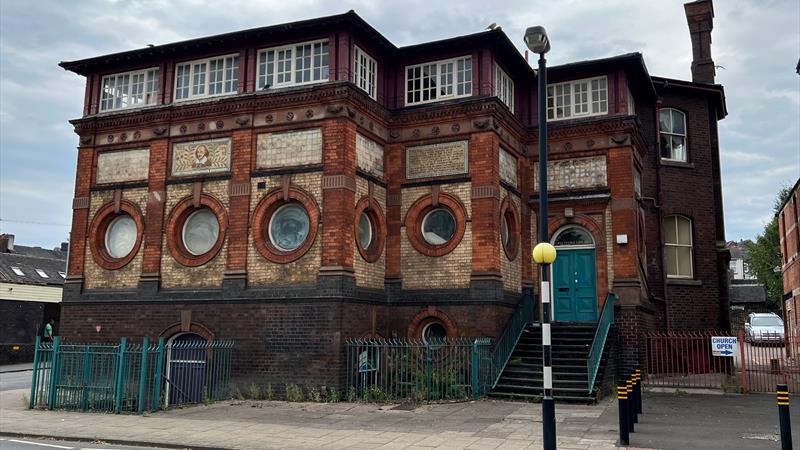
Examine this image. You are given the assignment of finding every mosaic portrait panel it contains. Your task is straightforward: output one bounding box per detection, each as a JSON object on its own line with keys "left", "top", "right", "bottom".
{"left": 171, "top": 138, "right": 231, "bottom": 177}
{"left": 96, "top": 148, "right": 150, "bottom": 184}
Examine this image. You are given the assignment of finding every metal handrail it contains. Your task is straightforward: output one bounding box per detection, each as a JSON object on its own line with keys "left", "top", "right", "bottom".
{"left": 491, "top": 293, "right": 536, "bottom": 389}
{"left": 587, "top": 293, "right": 617, "bottom": 394}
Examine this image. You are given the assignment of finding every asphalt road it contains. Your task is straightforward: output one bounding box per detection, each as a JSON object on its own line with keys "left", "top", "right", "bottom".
{"left": 0, "top": 437, "right": 168, "bottom": 450}
{"left": 0, "top": 371, "right": 31, "bottom": 392}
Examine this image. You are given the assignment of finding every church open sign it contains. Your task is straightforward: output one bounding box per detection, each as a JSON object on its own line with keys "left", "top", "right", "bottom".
{"left": 711, "top": 336, "right": 739, "bottom": 357}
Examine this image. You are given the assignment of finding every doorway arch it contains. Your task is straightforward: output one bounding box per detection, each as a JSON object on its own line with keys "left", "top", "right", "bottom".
{"left": 551, "top": 225, "right": 598, "bottom": 322}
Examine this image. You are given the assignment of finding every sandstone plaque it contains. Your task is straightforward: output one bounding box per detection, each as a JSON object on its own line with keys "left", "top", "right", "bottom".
{"left": 406, "top": 140, "right": 468, "bottom": 179}
{"left": 256, "top": 128, "right": 322, "bottom": 169}
{"left": 96, "top": 148, "right": 150, "bottom": 184}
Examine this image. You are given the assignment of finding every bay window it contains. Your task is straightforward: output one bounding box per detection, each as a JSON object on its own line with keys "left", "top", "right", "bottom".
{"left": 546, "top": 76, "right": 607, "bottom": 121}
{"left": 495, "top": 64, "right": 514, "bottom": 111}
{"left": 258, "top": 40, "right": 329, "bottom": 89}
{"left": 175, "top": 55, "right": 239, "bottom": 101}
{"left": 405, "top": 56, "right": 471, "bottom": 105}
{"left": 100, "top": 68, "right": 159, "bottom": 111}
{"left": 354, "top": 46, "right": 377, "bottom": 99}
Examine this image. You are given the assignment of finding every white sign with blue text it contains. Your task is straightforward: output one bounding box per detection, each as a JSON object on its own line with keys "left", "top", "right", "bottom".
{"left": 711, "top": 336, "right": 738, "bottom": 357}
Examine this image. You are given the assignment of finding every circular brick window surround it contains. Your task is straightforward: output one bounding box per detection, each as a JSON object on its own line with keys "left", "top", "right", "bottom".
{"left": 500, "top": 196, "right": 520, "bottom": 261}
{"left": 89, "top": 200, "right": 144, "bottom": 270}
{"left": 252, "top": 187, "right": 320, "bottom": 264}
{"left": 166, "top": 194, "right": 228, "bottom": 267}
{"left": 404, "top": 193, "right": 467, "bottom": 257}
{"left": 408, "top": 308, "right": 457, "bottom": 340}
{"left": 354, "top": 197, "right": 386, "bottom": 263}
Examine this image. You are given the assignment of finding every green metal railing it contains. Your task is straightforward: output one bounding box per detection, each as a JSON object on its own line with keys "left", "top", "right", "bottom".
{"left": 587, "top": 293, "right": 617, "bottom": 394}
{"left": 491, "top": 293, "right": 536, "bottom": 388}
{"left": 29, "top": 336, "right": 233, "bottom": 413}
{"left": 345, "top": 337, "right": 492, "bottom": 402}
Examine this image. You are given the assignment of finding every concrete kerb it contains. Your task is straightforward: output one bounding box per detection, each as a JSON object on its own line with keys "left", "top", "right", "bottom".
{"left": 0, "top": 432, "right": 221, "bottom": 450}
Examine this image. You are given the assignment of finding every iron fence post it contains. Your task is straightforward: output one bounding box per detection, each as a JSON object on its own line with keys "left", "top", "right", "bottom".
{"left": 426, "top": 344, "right": 431, "bottom": 402}
{"left": 471, "top": 340, "right": 479, "bottom": 399}
{"left": 29, "top": 336, "right": 41, "bottom": 409}
{"left": 137, "top": 337, "right": 149, "bottom": 414}
{"left": 777, "top": 384, "right": 792, "bottom": 450}
{"left": 153, "top": 337, "right": 165, "bottom": 410}
{"left": 47, "top": 336, "right": 60, "bottom": 410}
{"left": 114, "top": 337, "right": 126, "bottom": 413}
{"left": 81, "top": 345, "right": 91, "bottom": 411}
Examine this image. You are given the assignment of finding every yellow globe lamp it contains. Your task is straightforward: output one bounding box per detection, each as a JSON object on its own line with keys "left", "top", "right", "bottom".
{"left": 532, "top": 242, "right": 557, "bottom": 265}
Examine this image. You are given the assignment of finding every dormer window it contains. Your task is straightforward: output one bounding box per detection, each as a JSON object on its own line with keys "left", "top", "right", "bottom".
{"left": 546, "top": 76, "right": 607, "bottom": 121}
{"left": 354, "top": 46, "right": 377, "bottom": 100}
{"left": 405, "top": 56, "right": 472, "bottom": 106}
{"left": 175, "top": 54, "right": 239, "bottom": 101}
{"left": 495, "top": 64, "right": 514, "bottom": 112}
{"left": 11, "top": 266, "right": 24, "bottom": 276}
{"left": 257, "top": 40, "right": 329, "bottom": 89}
{"left": 35, "top": 269, "right": 49, "bottom": 278}
{"left": 99, "top": 68, "right": 159, "bottom": 112}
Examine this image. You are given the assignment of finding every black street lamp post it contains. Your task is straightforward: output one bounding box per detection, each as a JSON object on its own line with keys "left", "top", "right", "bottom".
{"left": 525, "top": 25, "right": 557, "bottom": 450}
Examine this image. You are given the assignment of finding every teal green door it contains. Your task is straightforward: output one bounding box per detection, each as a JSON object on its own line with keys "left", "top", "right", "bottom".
{"left": 553, "top": 248, "right": 598, "bottom": 322}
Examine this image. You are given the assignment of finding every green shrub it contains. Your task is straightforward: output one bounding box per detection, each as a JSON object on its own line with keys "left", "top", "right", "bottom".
{"left": 286, "top": 384, "right": 304, "bottom": 402}
{"left": 328, "top": 387, "right": 340, "bottom": 403}
{"left": 307, "top": 386, "right": 322, "bottom": 402}
{"left": 265, "top": 383, "right": 274, "bottom": 401}
{"left": 230, "top": 384, "right": 244, "bottom": 400}
{"left": 248, "top": 383, "right": 261, "bottom": 400}
{"left": 347, "top": 386, "right": 358, "bottom": 403}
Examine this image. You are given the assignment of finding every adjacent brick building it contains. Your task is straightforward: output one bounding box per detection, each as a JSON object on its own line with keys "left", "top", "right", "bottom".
{"left": 57, "top": 0, "right": 728, "bottom": 391}
{"left": 779, "top": 178, "right": 800, "bottom": 344}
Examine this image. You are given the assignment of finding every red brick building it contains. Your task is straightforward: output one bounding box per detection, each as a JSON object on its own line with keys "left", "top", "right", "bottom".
{"left": 779, "top": 178, "right": 800, "bottom": 343}
{"left": 58, "top": 1, "right": 728, "bottom": 394}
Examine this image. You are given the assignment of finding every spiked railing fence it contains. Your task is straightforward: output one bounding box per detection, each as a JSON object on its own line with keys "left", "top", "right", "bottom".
{"left": 344, "top": 337, "right": 492, "bottom": 402}
{"left": 29, "top": 336, "right": 233, "bottom": 413}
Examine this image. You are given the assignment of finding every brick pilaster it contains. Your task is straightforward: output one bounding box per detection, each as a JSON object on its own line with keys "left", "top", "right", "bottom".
{"left": 384, "top": 142, "right": 404, "bottom": 282}
{"left": 140, "top": 139, "right": 169, "bottom": 284}
{"left": 607, "top": 146, "right": 639, "bottom": 283}
{"left": 469, "top": 132, "right": 501, "bottom": 278}
{"left": 320, "top": 119, "right": 357, "bottom": 274}
{"left": 225, "top": 129, "right": 254, "bottom": 279}
{"left": 67, "top": 146, "right": 95, "bottom": 279}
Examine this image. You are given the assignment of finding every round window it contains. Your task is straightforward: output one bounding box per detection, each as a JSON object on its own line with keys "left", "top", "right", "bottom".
{"left": 105, "top": 214, "right": 137, "bottom": 259}
{"left": 182, "top": 209, "right": 220, "bottom": 256}
{"left": 422, "top": 322, "right": 448, "bottom": 343}
{"left": 358, "top": 211, "right": 373, "bottom": 250}
{"left": 501, "top": 214, "right": 510, "bottom": 249}
{"left": 421, "top": 208, "right": 456, "bottom": 246}
{"left": 269, "top": 203, "right": 310, "bottom": 252}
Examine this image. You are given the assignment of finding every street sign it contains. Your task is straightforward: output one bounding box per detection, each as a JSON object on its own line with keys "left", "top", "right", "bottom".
{"left": 711, "top": 336, "right": 738, "bottom": 357}
{"left": 359, "top": 350, "right": 378, "bottom": 372}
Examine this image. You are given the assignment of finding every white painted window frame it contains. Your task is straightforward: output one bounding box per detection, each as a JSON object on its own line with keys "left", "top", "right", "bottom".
{"left": 354, "top": 45, "right": 377, "bottom": 100}
{"left": 174, "top": 54, "right": 239, "bottom": 102}
{"left": 257, "top": 39, "right": 330, "bottom": 89}
{"left": 99, "top": 67, "right": 160, "bottom": 112}
{"left": 664, "top": 215, "right": 694, "bottom": 279}
{"left": 659, "top": 108, "right": 688, "bottom": 162}
{"left": 546, "top": 76, "right": 608, "bottom": 121}
{"left": 405, "top": 55, "right": 472, "bottom": 106}
{"left": 495, "top": 64, "right": 514, "bottom": 112}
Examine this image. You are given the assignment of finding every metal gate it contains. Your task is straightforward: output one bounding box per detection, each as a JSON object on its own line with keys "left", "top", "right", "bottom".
{"left": 166, "top": 334, "right": 208, "bottom": 405}
{"left": 643, "top": 330, "right": 800, "bottom": 393}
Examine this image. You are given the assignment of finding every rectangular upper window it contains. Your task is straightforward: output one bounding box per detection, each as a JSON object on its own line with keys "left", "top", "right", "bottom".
{"left": 257, "top": 40, "right": 329, "bottom": 89}
{"left": 174, "top": 54, "right": 239, "bottom": 101}
{"left": 354, "top": 46, "right": 377, "bottom": 100}
{"left": 11, "top": 266, "right": 24, "bottom": 276}
{"left": 35, "top": 269, "right": 49, "bottom": 278}
{"left": 546, "top": 76, "right": 607, "bottom": 121}
{"left": 495, "top": 64, "right": 514, "bottom": 112}
{"left": 100, "top": 67, "right": 159, "bottom": 112}
{"left": 405, "top": 56, "right": 472, "bottom": 106}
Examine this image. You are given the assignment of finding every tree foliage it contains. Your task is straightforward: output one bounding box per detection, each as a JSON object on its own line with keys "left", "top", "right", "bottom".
{"left": 744, "top": 186, "right": 792, "bottom": 310}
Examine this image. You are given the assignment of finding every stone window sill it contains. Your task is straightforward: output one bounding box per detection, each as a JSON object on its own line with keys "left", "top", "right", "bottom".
{"left": 660, "top": 159, "right": 695, "bottom": 169}
{"left": 666, "top": 278, "right": 703, "bottom": 287}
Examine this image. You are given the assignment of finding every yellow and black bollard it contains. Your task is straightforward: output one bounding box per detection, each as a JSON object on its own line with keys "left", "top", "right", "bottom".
{"left": 777, "top": 384, "right": 792, "bottom": 450}
{"left": 618, "top": 381, "right": 629, "bottom": 446}
{"left": 627, "top": 375, "right": 635, "bottom": 433}
{"left": 631, "top": 372, "right": 639, "bottom": 424}
{"left": 634, "top": 367, "right": 643, "bottom": 416}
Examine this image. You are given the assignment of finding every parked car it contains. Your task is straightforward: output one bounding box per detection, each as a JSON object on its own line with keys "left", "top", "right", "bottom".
{"left": 745, "top": 313, "right": 785, "bottom": 345}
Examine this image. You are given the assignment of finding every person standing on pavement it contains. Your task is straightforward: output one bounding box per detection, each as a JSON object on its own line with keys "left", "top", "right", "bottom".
{"left": 43, "top": 319, "right": 54, "bottom": 342}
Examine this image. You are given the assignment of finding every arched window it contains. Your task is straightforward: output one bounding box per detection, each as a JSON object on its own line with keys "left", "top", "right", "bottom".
{"left": 659, "top": 108, "right": 687, "bottom": 162}
{"left": 664, "top": 215, "right": 693, "bottom": 278}
{"left": 553, "top": 226, "right": 594, "bottom": 248}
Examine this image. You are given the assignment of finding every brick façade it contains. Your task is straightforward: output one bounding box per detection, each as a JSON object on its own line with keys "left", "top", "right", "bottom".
{"left": 58, "top": 2, "right": 728, "bottom": 390}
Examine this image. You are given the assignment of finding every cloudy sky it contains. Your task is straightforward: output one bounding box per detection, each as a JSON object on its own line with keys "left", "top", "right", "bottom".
{"left": 0, "top": 0, "right": 798, "bottom": 249}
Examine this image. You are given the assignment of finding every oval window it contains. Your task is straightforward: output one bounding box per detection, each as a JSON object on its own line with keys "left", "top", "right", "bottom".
{"left": 182, "top": 209, "right": 220, "bottom": 256}
{"left": 358, "top": 211, "right": 373, "bottom": 250}
{"left": 269, "top": 203, "right": 310, "bottom": 252}
{"left": 501, "top": 214, "right": 510, "bottom": 249}
{"left": 422, "top": 208, "right": 456, "bottom": 245}
{"left": 422, "top": 322, "right": 448, "bottom": 344}
{"left": 105, "top": 215, "right": 137, "bottom": 259}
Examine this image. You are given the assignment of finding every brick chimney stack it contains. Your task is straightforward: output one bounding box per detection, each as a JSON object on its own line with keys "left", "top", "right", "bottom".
{"left": 684, "top": 0, "right": 716, "bottom": 84}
